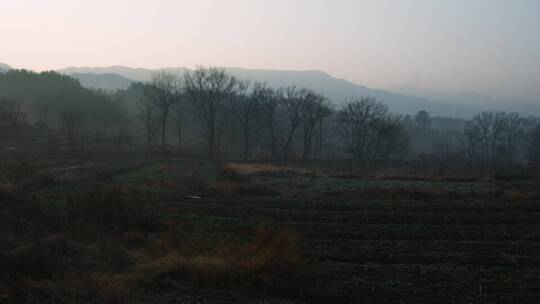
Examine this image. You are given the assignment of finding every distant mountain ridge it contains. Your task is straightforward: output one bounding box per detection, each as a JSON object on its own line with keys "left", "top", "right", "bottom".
{"left": 388, "top": 84, "right": 540, "bottom": 118}
{"left": 51, "top": 65, "right": 540, "bottom": 118}
{"left": 70, "top": 72, "right": 133, "bottom": 91}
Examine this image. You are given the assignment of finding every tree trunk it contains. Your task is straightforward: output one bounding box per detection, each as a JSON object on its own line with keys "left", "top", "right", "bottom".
{"left": 177, "top": 121, "right": 182, "bottom": 154}
{"left": 318, "top": 118, "right": 323, "bottom": 159}
{"left": 161, "top": 108, "right": 168, "bottom": 152}
{"left": 283, "top": 125, "right": 297, "bottom": 160}
{"left": 269, "top": 117, "right": 276, "bottom": 161}
{"left": 243, "top": 121, "right": 249, "bottom": 161}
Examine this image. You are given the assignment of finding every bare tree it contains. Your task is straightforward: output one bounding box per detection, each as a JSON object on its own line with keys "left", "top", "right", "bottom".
{"left": 501, "top": 112, "right": 526, "bottom": 163}
{"left": 301, "top": 93, "right": 332, "bottom": 161}
{"left": 337, "top": 97, "right": 406, "bottom": 166}
{"left": 462, "top": 120, "right": 481, "bottom": 164}
{"left": 137, "top": 98, "right": 161, "bottom": 153}
{"left": 172, "top": 99, "right": 188, "bottom": 153}
{"left": 279, "top": 86, "right": 312, "bottom": 159}
{"left": 143, "top": 71, "right": 180, "bottom": 152}
{"left": 184, "top": 66, "right": 242, "bottom": 158}
{"left": 258, "top": 86, "right": 280, "bottom": 160}
{"left": 316, "top": 100, "right": 333, "bottom": 159}
{"left": 474, "top": 111, "right": 505, "bottom": 165}
{"left": 374, "top": 116, "right": 409, "bottom": 163}
{"left": 229, "top": 81, "right": 263, "bottom": 160}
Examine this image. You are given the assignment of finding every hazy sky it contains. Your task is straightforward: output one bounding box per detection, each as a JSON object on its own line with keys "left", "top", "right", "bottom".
{"left": 2, "top": 0, "right": 540, "bottom": 100}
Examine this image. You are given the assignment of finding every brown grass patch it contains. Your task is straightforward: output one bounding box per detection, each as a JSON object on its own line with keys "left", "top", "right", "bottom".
{"left": 98, "top": 226, "right": 311, "bottom": 297}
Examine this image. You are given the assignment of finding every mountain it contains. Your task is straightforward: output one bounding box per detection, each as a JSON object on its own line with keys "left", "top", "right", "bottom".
{"left": 59, "top": 65, "right": 176, "bottom": 82}
{"left": 58, "top": 66, "right": 474, "bottom": 117}
{"left": 0, "top": 63, "right": 11, "bottom": 73}
{"left": 70, "top": 72, "right": 133, "bottom": 91}
{"left": 388, "top": 85, "right": 540, "bottom": 117}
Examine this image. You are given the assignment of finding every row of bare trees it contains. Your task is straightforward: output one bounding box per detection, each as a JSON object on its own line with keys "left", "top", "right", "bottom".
{"left": 337, "top": 97, "right": 409, "bottom": 165}
{"left": 135, "top": 67, "right": 411, "bottom": 163}
{"left": 462, "top": 111, "right": 538, "bottom": 165}
{"left": 137, "top": 67, "right": 343, "bottom": 160}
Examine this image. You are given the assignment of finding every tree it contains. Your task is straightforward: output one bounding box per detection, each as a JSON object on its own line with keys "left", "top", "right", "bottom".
{"left": 258, "top": 86, "right": 280, "bottom": 160}
{"left": 337, "top": 97, "right": 407, "bottom": 165}
{"left": 474, "top": 111, "right": 506, "bottom": 165}
{"left": 143, "top": 71, "right": 181, "bottom": 152}
{"left": 316, "top": 100, "right": 333, "bottom": 159}
{"left": 414, "top": 110, "right": 431, "bottom": 129}
{"left": 136, "top": 97, "right": 161, "bottom": 153}
{"left": 375, "top": 115, "right": 409, "bottom": 162}
{"left": 462, "top": 120, "right": 481, "bottom": 164}
{"left": 184, "top": 67, "right": 242, "bottom": 158}
{"left": 301, "top": 93, "right": 332, "bottom": 161}
{"left": 172, "top": 100, "right": 188, "bottom": 154}
{"left": 229, "top": 81, "right": 266, "bottom": 160}
{"left": 279, "top": 86, "right": 312, "bottom": 159}
{"left": 501, "top": 112, "right": 526, "bottom": 163}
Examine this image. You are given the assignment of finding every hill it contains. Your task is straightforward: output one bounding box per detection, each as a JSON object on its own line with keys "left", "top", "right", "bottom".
{"left": 0, "top": 69, "right": 127, "bottom": 130}
{"left": 70, "top": 72, "right": 133, "bottom": 91}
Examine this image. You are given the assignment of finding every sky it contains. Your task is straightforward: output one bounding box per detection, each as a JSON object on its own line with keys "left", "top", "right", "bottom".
{"left": 1, "top": 0, "right": 540, "bottom": 100}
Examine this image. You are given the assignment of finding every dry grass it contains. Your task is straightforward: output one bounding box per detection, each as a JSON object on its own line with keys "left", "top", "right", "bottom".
{"left": 92, "top": 226, "right": 311, "bottom": 298}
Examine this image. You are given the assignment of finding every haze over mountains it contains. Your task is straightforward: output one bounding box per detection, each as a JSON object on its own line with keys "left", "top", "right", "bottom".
{"left": 2, "top": 63, "right": 539, "bottom": 118}
{"left": 59, "top": 66, "right": 540, "bottom": 118}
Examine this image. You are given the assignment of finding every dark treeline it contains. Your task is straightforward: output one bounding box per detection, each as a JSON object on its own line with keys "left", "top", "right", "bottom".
{"left": 1, "top": 67, "right": 540, "bottom": 170}
{"left": 0, "top": 69, "right": 128, "bottom": 134}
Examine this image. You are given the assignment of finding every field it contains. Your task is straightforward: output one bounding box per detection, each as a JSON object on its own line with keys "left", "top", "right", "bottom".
{"left": 2, "top": 158, "right": 540, "bottom": 303}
